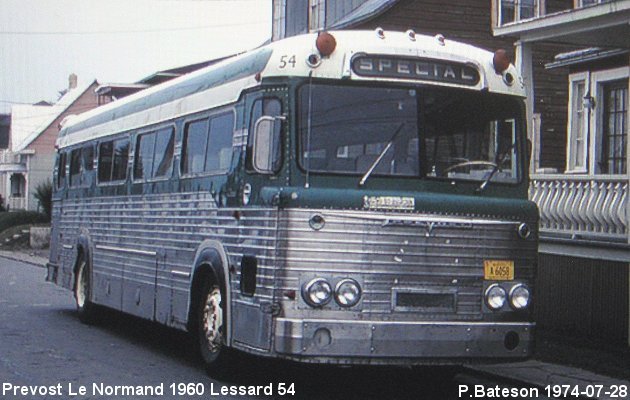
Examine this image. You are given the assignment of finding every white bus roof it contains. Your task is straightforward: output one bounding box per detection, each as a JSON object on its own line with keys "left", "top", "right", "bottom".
{"left": 57, "top": 30, "right": 525, "bottom": 149}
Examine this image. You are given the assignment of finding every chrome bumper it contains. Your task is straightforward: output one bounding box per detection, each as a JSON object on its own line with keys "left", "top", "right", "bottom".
{"left": 274, "top": 318, "right": 533, "bottom": 363}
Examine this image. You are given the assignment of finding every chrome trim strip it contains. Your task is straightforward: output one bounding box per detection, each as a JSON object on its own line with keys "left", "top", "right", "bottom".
{"left": 62, "top": 244, "right": 73, "bottom": 250}
{"left": 170, "top": 270, "right": 191, "bottom": 278}
{"left": 301, "top": 210, "right": 522, "bottom": 226}
{"left": 95, "top": 245, "right": 157, "bottom": 257}
{"left": 277, "top": 318, "right": 535, "bottom": 328}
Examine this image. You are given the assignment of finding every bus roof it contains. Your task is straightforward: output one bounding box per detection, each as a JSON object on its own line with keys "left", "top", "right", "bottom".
{"left": 57, "top": 30, "right": 525, "bottom": 149}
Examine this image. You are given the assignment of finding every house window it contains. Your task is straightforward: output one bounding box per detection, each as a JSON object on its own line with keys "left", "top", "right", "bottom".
{"left": 310, "top": 0, "right": 326, "bottom": 31}
{"left": 568, "top": 67, "right": 628, "bottom": 175}
{"left": 600, "top": 80, "right": 627, "bottom": 174}
{"left": 577, "top": 0, "right": 612, "bottom": 7}
{"left": 10, "top": 174, "right": 25, "bottom": 197}
{"left": 498, "top": 0, "right": 541, "bottom": 25}
{"left": 566, "top": 73, "right": 588, "bottom": 172}
{"left": 286, "top": 0, "right": 308, "bottom": 37}
{"left": 272, "top": 0, "right": 286, "bottom": 40}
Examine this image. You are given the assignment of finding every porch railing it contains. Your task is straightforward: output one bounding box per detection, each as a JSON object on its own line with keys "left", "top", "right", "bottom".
{"left": 7, "top": 196, "right": 26, "bottom": 211}
{"left": 0, "top": 150, "right": 21, "bottom": 164}
{"left": 530, "top": 174, "right": 628, "bottom": 243}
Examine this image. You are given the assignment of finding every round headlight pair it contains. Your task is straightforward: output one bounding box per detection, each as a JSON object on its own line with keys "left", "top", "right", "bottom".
{"left": 302, "top": 278, "right": 361, "bottom": 308}
{"left": 485, "top": 283, "right": 530, "bottom": 310}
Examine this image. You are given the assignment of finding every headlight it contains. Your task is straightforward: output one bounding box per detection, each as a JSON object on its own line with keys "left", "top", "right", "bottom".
{"left": 485, "top": 284, "right": 506, "bottom": 310}
{"left": 334, "top": 279, "right": 361, "bottom": 307}
{"left": 302, "top": 278, "right": 332, "bottom": 307}
{"left": 509, "top": 284, "right": 530, "bottom": 310}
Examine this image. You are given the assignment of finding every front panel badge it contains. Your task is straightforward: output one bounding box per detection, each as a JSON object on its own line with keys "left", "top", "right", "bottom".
{"left": 363, "top": 196, "right": 415, "bottom": 211}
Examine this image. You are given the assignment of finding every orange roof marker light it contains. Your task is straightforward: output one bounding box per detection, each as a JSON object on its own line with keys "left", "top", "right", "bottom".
{"left": 316, "top": 31, "right": 337, "bottom": 57}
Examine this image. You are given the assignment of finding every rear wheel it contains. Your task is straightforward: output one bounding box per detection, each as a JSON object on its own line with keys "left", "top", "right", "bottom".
{"left": 198, "top": 281, "right": 229, "bottom": 370}
{"left": 74, "top": 254, "right": 96, "bottom": 324}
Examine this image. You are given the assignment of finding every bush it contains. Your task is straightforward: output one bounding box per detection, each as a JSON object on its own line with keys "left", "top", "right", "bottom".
{"left": 33, "top": 179, "right": 53, "bottom": 221}
{"left": 0, "top": 211, "right": 48, "bottom": 234}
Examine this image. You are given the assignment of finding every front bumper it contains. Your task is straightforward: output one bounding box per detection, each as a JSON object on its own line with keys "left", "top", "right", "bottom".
{"left": 274, "top": 318, "right": 533, "bottom": 364}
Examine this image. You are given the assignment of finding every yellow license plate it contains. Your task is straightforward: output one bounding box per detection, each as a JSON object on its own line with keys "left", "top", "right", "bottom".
{"left": 484, "top": 260, "right": 514, "bottom": 280}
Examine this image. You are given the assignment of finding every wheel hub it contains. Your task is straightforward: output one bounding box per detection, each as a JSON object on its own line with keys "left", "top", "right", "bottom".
{"left": 202, "top": 288, "right": 223, "bottom": 353}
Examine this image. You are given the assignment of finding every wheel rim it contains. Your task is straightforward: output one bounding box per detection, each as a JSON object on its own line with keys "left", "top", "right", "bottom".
{"left": 202, "top": 287, "right": 223, "bottom": 353}
{"left": 76, "top": 260, "right": 87, "bottom": 308}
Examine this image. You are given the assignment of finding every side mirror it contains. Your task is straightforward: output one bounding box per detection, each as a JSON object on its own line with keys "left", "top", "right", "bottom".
{"left": 252, "top": 116, "right": 278, "bottom": 174}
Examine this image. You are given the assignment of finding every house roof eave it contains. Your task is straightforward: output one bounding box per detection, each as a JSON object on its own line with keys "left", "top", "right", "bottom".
{"left": 492, "top": 0, "right": 630, "bottom": 48}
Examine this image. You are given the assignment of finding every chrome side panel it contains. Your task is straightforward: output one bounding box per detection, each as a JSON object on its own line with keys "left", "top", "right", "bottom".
{"left": 50, "top": 198, "right": 536, "bottom": 363}
{"left": 51, "top": 192, "right": 280, "bottom": 348}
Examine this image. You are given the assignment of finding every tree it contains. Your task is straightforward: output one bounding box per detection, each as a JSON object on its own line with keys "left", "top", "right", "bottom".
{"left": 33, "top": 180, "right": 53, "bottom": 221}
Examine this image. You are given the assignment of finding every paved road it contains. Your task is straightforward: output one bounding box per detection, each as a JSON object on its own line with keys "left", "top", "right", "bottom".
{"left": 1, "top": 257, "right": 545, "bottom": 400}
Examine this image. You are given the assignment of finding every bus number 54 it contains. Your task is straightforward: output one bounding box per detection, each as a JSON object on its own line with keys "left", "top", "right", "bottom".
{"left": 279, "top": 55, "right": 296, "bottom": 68}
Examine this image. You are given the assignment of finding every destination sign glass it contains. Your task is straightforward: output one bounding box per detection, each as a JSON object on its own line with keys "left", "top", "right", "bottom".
{"left": 351, "top": 55, "right": 480, "bottom": 86}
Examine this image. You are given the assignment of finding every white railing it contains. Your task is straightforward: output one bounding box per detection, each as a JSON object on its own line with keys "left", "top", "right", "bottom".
{"left": 0, "top": 150, "right": 21, "bottom": 164}
{"left": 530, "top": 174, "right": 628, "bottom": 243}
{"left": 7, "top": 196, "right": 26, "bottom": 211}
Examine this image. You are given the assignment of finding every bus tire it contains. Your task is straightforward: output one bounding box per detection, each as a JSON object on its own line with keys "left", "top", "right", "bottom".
{"left": 197, "top": 280, "right": 229, "bottom": 370}
{"left": 74, "top": 253, "right": 96, "bottom": 324}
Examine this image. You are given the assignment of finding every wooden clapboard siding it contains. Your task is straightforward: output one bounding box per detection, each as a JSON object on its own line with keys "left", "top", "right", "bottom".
{"left": 531, "top": 42, "right": 570, "bottom": 172}
{"left": 537, "top": 254, "right": 629, "bottom": 344}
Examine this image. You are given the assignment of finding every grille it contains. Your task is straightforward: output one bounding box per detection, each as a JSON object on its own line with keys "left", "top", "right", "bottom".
{"left": 277, "top": 209, "right": 537, "bottom": 321}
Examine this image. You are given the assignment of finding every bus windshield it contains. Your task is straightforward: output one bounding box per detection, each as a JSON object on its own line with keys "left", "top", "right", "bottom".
{"left": 298, "top": 84, "right": 523, "bottom": 184}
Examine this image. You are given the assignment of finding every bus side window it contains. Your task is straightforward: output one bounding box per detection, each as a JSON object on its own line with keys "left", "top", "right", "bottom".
{"left": 135, "top": 127, "right": 175, "bottom": 181}
{"left": 181, "top": 111, "right": 234, "bottom": 175}
{"left": 112, "top": 139, "right": 129, "bottom": 181}
{"left": 98, "top": 141, "right": 113, "bottom": 183}
{"left": 81, "top": 144, "right": 94, "bottom": 186}
{"left": 69, "top": 148, "right": 82, "bottom": 187}
{"left": 207, "top": 112, "right": 234, "bottom": 172}
{"left": 56, "top": 152, "right": 67, "bottom": 189}
{"left": 247, "top": 98, "right": 282, "bottom": 173}
{"left": 182, "top": 119, "right": 210, "bottom": 175}
{"left": 98, "top": 138, "right": 129, "bottom": 183}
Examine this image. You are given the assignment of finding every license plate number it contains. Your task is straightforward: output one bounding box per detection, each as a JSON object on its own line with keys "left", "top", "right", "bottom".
{"left": 484, "top": 260, "right": 514, "bottom": 280}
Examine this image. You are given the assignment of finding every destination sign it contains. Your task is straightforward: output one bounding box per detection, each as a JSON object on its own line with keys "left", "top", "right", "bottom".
{"left": 351, "top": 55, "right": 480, "bottom": 86}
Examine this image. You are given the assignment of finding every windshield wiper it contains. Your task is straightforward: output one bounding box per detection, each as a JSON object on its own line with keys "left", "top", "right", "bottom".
{"left": 359, "top": 123, "right": 405, "bottom": 186}
{"left": 476, "top": 144, "right": 515, "bottom": 193}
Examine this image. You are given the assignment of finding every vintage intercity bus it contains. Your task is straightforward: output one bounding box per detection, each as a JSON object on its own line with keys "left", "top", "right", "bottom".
{"left": 47, "top": 29, "right": 538, "bottom": 367}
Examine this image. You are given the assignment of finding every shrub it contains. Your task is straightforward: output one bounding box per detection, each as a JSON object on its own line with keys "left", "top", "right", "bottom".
{"left": 0, "top": 211, "right": 48, "bottom": 234}
{"left": 33, "top": 179, "right": 53, "bottom": 221}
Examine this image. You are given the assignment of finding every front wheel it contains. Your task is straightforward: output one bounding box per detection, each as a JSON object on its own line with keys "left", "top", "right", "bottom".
{"left": 74, "top": 254, "right": 96, "bottom": 324}
{"left": 197, "top": 281, "right": 230, "bottom": 370}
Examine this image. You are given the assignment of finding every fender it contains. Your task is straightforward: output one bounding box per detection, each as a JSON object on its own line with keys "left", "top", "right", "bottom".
{"left": 76, "top": 228, "right": 94, "bottom": 263}
{"left": 188, "top": 240, "right": 232, "bottom": 345}
{"left": 71, "top": 229, "right": 94, "bottom": 292}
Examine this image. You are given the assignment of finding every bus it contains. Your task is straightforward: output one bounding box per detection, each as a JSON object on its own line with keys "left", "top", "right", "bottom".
{"left": 47, "top": 29, "right": 538, "bottom": 367}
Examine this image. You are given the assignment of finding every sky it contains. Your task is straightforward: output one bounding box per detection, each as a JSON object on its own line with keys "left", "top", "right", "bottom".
{"left": 0, "top": 0, "right": 272, "bottom": 114}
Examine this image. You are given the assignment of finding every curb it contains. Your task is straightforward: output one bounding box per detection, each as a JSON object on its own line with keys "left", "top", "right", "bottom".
{"left": 0, "top": 251, "right": 47, "bottom": 268}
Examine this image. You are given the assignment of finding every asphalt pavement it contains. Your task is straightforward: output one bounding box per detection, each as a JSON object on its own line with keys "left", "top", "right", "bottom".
{"left": 1, "top": 251, "right": 629, "bottom": 400}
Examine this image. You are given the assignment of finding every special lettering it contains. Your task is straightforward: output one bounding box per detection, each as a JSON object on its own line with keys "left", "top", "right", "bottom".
{"left": 352, "top": 55, "right": 480, "bottom": 85}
